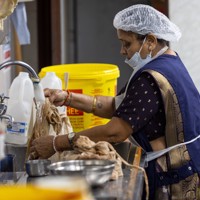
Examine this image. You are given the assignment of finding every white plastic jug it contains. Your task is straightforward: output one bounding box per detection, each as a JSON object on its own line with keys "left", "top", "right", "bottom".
{"left": 40, "top": 72, "right": 66, "bottom": 114}
{"left": 40, "top": 72, "right": 62, "bottom": 90}
{"left": 0, "top": 122, "right": 6, "bottom": 160}
{"left": 5, "top": 72, "right": 34, "bottom": 145}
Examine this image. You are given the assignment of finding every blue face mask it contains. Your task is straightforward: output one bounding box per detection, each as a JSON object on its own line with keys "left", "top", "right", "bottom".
{"left": 125, "top": 37, "right": 152, "bottom": 70}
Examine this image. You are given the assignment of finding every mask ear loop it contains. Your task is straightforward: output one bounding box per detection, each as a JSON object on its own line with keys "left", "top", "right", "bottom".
{"left": 139, "top": 37, "right": 152, "bottom": 59}
{"left": 138, "top": 37, "right": 147, "bottom": 54}
{"left": 148, "top": 46, "right": 152, "bottom": 57}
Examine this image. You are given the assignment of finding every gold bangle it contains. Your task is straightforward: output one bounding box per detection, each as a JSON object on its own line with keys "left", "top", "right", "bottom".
{"left": 91, "top": 96, "right": 97, "bottom": 113}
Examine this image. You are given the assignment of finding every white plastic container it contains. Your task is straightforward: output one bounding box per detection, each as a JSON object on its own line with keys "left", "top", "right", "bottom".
{"left": 0, "top": 122, "right": 6, "bottom": 160}
{"left": 40, "top": 72, "right": 62, "bottom": 90}
{"left": 0, "top": 43, "right": 12, "bottom": 96}
{"left": 40, "top": 72, "right": 66, "bottom": 114}
{"left": 5, "top": 72, "right": 34, "bottom": 145}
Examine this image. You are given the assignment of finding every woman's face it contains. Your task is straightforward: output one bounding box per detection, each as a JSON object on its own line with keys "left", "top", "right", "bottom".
{"left": 117, "top": 29, "right": 149, "bottom": 59}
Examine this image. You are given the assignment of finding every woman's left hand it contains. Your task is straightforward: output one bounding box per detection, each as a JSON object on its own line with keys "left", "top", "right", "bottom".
{"left": 29, "top": 135, "right": 55, "bottom": 159}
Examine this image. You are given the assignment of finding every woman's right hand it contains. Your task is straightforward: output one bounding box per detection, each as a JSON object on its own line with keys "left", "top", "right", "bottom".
{"left": 29, "top": 135, "right": 55, "bottom": 159}
{"left": 44, "top": 88, "right": 68, "bottom": 106}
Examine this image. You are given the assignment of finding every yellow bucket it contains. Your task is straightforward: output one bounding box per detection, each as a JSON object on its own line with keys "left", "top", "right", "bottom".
{"left": 39, "top": 63, "right": 120, "bottom": 132}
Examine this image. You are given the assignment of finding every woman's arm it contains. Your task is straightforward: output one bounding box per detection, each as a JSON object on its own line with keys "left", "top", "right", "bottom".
{"left": 65, "top": 92, "right": 115, "bottom": 119}
{"left": 30, "top": 116, "right": 133, "bottom": 159}
{"left": 44, "top": 88, "right": 115, "bottom": 119}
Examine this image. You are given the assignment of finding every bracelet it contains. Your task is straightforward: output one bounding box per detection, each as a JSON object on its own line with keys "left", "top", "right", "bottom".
{"left": 63, "top": 90, "right": 72, "bottom": 106}
{"left": 91, "top": 96, "right": 97, "bottom": 113}
{"left": 53, "top": 135, "right": 59, "bottom": 152}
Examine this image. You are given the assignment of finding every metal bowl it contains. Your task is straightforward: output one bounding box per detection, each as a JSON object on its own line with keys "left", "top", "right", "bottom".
{"left": 47, "top": 159, "right": 115, "bottom": 186}
{"left": 26, "top": 159, "right": 51, "bottom": 177}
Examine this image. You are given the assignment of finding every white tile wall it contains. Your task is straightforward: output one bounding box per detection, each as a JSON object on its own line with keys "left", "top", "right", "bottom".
{"left": 169, "top": 0, "right": 200, "bottom": 92}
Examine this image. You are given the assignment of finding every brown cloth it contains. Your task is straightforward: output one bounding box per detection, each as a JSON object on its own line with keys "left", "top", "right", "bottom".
{"left": 26, "top": 98, "right": 72, "bottom": 161}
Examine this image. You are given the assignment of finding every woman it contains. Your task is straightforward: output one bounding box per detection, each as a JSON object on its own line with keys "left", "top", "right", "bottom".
{"left": 30, "top": 4, "right": 200, "bottom": 200}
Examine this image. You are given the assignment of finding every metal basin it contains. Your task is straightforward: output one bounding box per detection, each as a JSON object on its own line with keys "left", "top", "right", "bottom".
{"left": 47, "top": 159, "right": 115, "bottom": 186}
{"left": 26, "top": 159, "right": 51, "bottom": 177}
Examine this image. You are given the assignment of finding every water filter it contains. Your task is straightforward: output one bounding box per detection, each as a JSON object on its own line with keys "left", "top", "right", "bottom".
{"left": 40, "top": 72, "right": 66, "bottom": 114}
{"left": 5, "top": 72, "right": 34, "bottom": 145}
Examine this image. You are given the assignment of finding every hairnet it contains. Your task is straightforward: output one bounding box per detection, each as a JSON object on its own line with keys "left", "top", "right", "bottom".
{"left": 113, "top": 4, "right": 181, "bottom": 42}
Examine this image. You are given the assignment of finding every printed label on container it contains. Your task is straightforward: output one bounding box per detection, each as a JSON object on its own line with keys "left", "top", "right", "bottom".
{"left": 7, "top": 122, "right": 28, "bottom": 135}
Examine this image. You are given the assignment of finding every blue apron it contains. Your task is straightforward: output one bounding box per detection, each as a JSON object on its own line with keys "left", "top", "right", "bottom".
{"left": 129, "top": 53, "right": 200, "bottom": 199}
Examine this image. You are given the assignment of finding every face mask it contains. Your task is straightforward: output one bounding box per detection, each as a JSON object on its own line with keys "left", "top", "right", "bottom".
{"left": 125, "top": 37, "right": 152, "bottom": 70}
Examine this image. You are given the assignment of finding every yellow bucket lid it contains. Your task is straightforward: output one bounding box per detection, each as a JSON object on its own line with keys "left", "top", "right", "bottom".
{"left": 39, "top": 63, "right": 120, "bottom": 80}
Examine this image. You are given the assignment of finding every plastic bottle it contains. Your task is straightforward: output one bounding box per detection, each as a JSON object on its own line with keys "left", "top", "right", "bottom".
{"left": 40, "top": 72, "right": 66, "bottom": 114}
{"left": 5, "top": 72, "right": 34, "bottom": 145}
{"left": 0, "top": 122, "right": 6, "bottom": 160}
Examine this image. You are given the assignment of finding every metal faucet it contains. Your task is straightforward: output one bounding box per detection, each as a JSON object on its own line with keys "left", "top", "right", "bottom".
{"left": 0, "top": 60, "right": 45, "bottom": 104}
{"left": 0, "top": 94, "right": 14, "bottom": 128}
{"left": 0, "top": 60, "right": 40, "bottom": 83}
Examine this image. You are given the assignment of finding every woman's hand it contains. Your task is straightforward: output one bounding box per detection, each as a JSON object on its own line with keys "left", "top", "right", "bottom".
{"left": 29, "top": 135, "right": 55, "bottom": 160}
{"left": 44, "top": 88, "right": 68, "bottom": 106}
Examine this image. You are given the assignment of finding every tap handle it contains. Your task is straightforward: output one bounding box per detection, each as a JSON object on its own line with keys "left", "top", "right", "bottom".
{"left": 0, "top": 93, "right": 9, "bottom": 103}
{"left": 0, "top": 104, "right": 7, "bottom": 115}
{"left": 0, "top": 94, "right": 9, "bottom": 115}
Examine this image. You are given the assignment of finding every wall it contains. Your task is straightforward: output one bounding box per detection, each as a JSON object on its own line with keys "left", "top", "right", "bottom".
{"left": 69, "top": 0, "right": 150, "bottom": 91}
{"left": 22, "top": 0, "right": 151, "bottom": 91}
{"left": 19, "top": 1, "right": 38, "bottom": 73}
{"left": 20, "top": 1, "right": 200, "bottom": 93}
{"left": 169, "top": 0, "right": 200, "bottom": 92}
